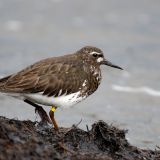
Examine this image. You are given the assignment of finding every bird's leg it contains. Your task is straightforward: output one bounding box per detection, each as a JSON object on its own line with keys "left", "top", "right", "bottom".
{"left": 24, "top": 99, "right": 51, "bottom": 124}
{"left": 49, "top": 106, "right": 59, "bottom": 131}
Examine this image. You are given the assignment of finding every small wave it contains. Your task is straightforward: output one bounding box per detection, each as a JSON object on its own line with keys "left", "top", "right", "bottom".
{"left": 112, "top": 85, "right": 160, "bottom": 97}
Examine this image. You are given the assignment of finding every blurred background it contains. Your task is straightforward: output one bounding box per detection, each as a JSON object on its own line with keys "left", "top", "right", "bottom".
{"left": 0, "top": 0, "right": 160, "bottom": 149}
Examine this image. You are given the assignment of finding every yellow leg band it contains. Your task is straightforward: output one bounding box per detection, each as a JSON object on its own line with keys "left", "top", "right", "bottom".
{"left": 51, "top": 107, "right": 56, "bottom": 112}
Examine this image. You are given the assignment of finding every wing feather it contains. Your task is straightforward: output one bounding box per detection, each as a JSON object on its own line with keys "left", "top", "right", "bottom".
{"left": 0, "top": 55, "right": 87, "bottom": 97}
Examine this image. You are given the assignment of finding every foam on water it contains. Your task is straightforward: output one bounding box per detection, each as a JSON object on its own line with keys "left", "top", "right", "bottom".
{"left": 112, "top": 85, "right": 160, "bottom": 97}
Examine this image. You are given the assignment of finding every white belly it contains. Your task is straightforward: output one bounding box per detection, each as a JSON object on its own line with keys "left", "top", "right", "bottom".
{"left": 23, "top": 91, "right": 86, "bottom": 108}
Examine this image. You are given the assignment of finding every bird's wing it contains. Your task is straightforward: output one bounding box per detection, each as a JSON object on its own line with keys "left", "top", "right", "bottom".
{"left": 0, "top": 56, "right": 87, "bottom": 97}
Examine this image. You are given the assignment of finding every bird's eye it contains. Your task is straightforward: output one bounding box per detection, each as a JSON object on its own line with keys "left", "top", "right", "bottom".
{"left": 93, "top": 53, "right": 98, "bottom": 57}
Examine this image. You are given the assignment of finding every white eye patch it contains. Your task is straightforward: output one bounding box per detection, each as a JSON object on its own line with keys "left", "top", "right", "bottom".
{"left": 97, "top": 57, "right": 104, "bottom": 63}
{"left": 90, "top": 51, "right": 101, "bottom": 55}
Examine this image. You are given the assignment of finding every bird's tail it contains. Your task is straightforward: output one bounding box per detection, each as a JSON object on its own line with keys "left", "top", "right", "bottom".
{"left": 0, "top": 75, "right": 11, "bottom": 91}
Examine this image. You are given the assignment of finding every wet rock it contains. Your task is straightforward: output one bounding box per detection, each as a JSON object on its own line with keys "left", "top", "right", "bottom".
{"left": 0, "top": 116, "right": 159, "bottom": 160}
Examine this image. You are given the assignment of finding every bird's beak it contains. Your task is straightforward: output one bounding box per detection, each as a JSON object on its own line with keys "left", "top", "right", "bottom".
{"left": 102, "top": 59, "right": 123, "bottom": 70}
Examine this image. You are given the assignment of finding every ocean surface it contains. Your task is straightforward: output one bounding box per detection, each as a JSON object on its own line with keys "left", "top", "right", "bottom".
{"left": 0, "top": 0, "right": 160, "bottom": 149}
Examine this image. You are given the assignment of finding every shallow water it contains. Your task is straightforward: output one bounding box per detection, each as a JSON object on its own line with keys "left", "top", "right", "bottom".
{"left": 0, "top": 0, "right": 160, "bottom": 149}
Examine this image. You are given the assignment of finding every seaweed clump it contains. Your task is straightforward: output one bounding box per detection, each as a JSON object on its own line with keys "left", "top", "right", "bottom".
{"left": 0, "top": 117, "right": 159, "bottom": 160}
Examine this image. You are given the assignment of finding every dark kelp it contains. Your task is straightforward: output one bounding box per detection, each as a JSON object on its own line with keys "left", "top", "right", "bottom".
{"left": 0, "top": 117, "right": 159, "bottom": 160}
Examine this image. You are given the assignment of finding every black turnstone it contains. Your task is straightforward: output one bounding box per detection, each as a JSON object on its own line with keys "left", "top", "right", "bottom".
{"left": 0, "top": 46, "right": 123, "bottom": 130}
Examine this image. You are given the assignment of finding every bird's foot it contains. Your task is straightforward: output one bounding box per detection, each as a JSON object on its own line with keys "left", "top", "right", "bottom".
{"left": 35, "top": 106, "right": 52, "bottom": 125}
{"left": 49, "top": 106, "right": 59, "bottom": 131}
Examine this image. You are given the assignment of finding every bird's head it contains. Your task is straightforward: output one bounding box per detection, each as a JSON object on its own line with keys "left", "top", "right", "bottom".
{"left": 78, "top": 46, "right": 123, "bottom": 70}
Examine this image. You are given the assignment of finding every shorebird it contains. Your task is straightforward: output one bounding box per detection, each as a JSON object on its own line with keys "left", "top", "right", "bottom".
{"left": 0, "top": 46, "right": 123, "bottom": 130}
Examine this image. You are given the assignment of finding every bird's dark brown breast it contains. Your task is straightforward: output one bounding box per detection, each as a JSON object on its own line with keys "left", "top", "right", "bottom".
{"left": 80, "top": 64, "right": 102, "bottom": 97}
